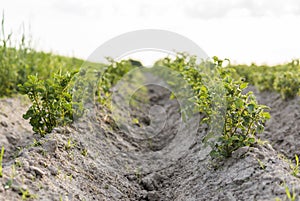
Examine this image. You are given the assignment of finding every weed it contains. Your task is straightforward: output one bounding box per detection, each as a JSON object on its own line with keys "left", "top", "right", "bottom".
{"left": 256, "top": 157, "right": 265, "bottom": 170}
{"left": 65, "top": 138, "right": 75, "bottom": 150}
{"left": 81, "top": 149, "right": 88, "bottom": 157}
{"left": 15, "top": 159, "right": 22, "bottom": 168}
{"left": 0, "top": 13, "right": 83, "bottom": 97}
{"left": 20, "top": 188, "right": 37, "bottom": 200}
{"left": 4, "top": 164, "right": 16, "bottom": 190}
{"left": 290, "top": 155, "right": 299, "bottom": 177}
{"left": 4, "top": 179, "right": 12, "bottom": 190}
{"left": 284, "top": 183, "right": 297, "bottom": 201}
{"left": 32, "top": 138, "right": 42, "bottom": 147}
{"left": 0, "top": 146, "right": 4, "bottom": 177}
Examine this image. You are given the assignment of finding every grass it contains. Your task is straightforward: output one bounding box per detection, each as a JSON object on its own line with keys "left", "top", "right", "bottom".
{"left": 0, "top": 146, "right": 4, "bottom": 177}
{"left": 64, "top": 138, "right": 75, "bottom": 151}
{"left": 21, "top": 188, "right": 37, "bottom": 200}
{"left": 0, "top": 13, "right": 83, "bottom": 97}
{"left": 280, "top": 183, "right": 297, "bottom": 201}
{"left": 290, "top": 155, "right": 299, "bottom": 177}
{"left": 285, "top": 185, "right": 297, "bottom": 201}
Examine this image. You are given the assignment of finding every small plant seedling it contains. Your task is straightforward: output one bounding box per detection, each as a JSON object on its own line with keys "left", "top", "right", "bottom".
{"left": 32, "top": 138, "right": 42, "bottom": 147}
{"left": 290, "top": 155, "right": 299, "bottom": 177}
{"left": 0, "top": 146, "right": 4, "bottom": 177}
{"left": 4, "top": 179, "right": 12, "bottom": 190}
{"left": 21, "top": 188, "right": 37, "bottom": 200}
{"left": 256, "top": 158, "right": 265, "bottom": 170}
{"left": 81, "top": 149, "right": 88, "bottom": 157}
{"left": 4, "top": 164, "right": 16, "bottom": 190}
{"left": 285, "top": 183, "right": 297, "bottom": 201}
{"left": 132, "top": 118, "right": 139, "bottom": 125}
{"left": 64, "top": 138, "right": 75, "bottom": 150}
{"left": 11, "top": 164, "right": 17, "bottom": 179}
{"left": 15, "top": 159, "right": 23, "bottom": 168}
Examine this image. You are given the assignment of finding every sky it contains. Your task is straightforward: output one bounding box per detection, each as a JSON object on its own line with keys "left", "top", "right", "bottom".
{"left": 1, "top": 0, "right": 300, "bottom": 65}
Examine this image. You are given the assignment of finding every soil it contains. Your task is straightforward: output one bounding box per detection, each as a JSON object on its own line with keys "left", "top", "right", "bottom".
{"left": 248, "top": 86, "right": 300, "bottom": 159}
{"left": 0, "top": 82, "right": 300, "bottom": 201}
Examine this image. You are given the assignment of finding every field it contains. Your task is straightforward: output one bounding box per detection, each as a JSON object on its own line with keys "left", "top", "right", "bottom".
{"left": 1, "top": 23, "right": 300, "bottom": 200}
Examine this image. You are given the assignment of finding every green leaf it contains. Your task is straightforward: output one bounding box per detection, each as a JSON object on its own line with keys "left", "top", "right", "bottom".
{"left": 240, "top": 82, "right": 248, "bottom": 90}
{"left": 262, "top": 112, "right": 271, "bottom": 119}
{"left": 247, "top": 104, "right": 255, "bottom": 112}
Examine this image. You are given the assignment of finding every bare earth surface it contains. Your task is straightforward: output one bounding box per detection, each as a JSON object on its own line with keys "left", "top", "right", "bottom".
{"left": 1, "top": 84, "right": 300, "bottom": 201}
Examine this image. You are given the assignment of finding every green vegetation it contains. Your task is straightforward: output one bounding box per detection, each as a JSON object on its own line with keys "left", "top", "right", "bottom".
{"left": 18, "top": 72, "right": 77, "bottom": 135}
{"left": 290, "top": 155, "right": 300, "bottom": 177}
{"left": 231, "top": 60, "right": 300, "bottom": 100}
{"left": 97, "top": 58, "right": 139, "bottom": 107}
{"left": 284, "top": 183, "right": 297, "bottom": 201}
{"left": 157, "top": 54, "right": 270, "bottom": 157}
{"left": 4, "top": 164, "right": 16, "bottom": 190}
{"left": 0, "top": 146, "right": 4, "bottom": 177}
{"left": 20, "top": 188, "right": 37, "bottom": 200}
{"left": 3, "top": 14, "right": 299, "bottom": 159}
{"left": 0, "top": 14, "right": 83, "bottom": 97}
{"left": 64, "top": 138, "right": 75, "bottom": 151}
{"left": 0, "top": 13, "right": 83, "bottom": 134}
{"left": 10, "top": 44, "right": 271, "bottom": 157}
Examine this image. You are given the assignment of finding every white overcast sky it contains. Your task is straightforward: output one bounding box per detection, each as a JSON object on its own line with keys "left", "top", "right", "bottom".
{"left": 2, "top": 0, "right": 300, "bottom": 65}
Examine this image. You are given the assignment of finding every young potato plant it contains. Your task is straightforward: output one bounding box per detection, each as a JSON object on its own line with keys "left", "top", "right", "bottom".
{"left": 210, "top": 75, "right": 270, "bottom": 157}
{"left": 18, "top": 71, "right": 77, "bottom": 135}
{"left": 159, "top": 54, "right": 270, "bottom": 158}
{"left": 273, "top": 72, "right": 300, "bottom": 100}
{"left": 97, "top": 59, "right": 139, "bottom": 107}
{"left": 204, "top": 58, "right": 270, "bottom": 157}
{"left": 231, "top": 61, "right": 300, "bottom": 100}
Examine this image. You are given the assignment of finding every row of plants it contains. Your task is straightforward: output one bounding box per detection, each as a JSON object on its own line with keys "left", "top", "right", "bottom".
{"left": 156, "top": 54, "right": 270, "bottom": 157}
{"left": 15, "top": 50, "right": 271, "bottom": 158}
{"left": 18, "top": 59, "right": 138, "bottom": 136}
{"left": 231, "top": 60, "right": 300, "bottom": 100}
{"left": 18, "top": 51, "right": 271, "bottom": 158}
{"left": 2, "top": 12, "right": 271, "bottom": 158}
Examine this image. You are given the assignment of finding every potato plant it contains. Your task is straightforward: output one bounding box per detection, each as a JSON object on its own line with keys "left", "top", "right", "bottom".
{"left": 212, "top": 75, "right": 270, "bottom": 157}
{"left": 18, "top": 72, "right": 77, "bottom": 135}
{"left": 231, "top": 61, "right": 300, "bottom": 100}
{"left": 273, "top": 72, "right": 300, "bottom": 100}
{"left": 97, "top": 59, "right": 138, "bottom": 107}
{"left": 159, "top": 54, "right": 270, "bottom": 157}
{"left": 17, "top": 49, "right": 270, "bottom": 158}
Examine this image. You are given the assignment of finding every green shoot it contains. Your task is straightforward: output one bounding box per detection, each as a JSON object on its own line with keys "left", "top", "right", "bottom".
{"left": 0, "top": 146, "right": 4, "bottom": 177}
{"left": 290, "top": 154, "right": 299, "bottom": 177}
